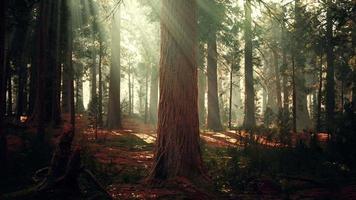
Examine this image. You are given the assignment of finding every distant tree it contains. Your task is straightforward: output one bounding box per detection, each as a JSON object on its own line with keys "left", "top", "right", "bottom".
{"left": 243, "top": 0, "right": 255, "bottom": 128}
{"left": 107, "top": 6, "right": 122, "bottom": 129}
{"left": 325, "top": 0, "right": 335, "bottom": 134}
{"left": 149, "top": 64, "right": 158, "bottom": 125}
{"left": 199, "top": 0, "right": 224, "bottom": 131}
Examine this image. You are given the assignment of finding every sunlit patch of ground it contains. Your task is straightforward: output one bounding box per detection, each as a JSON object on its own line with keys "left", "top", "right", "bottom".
{"left": 132, "top": 133, "right": 156, "bottom": 144}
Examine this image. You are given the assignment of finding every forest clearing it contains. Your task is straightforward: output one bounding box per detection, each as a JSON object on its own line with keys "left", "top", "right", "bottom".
{"left": 0, "top": 0, "right": 355, "bottom": 199}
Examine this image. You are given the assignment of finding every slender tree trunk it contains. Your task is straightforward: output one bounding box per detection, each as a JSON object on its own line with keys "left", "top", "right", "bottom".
{"left": 91, "top": 52, "right": 97, "bottom": 103}
{"left": 150, "top": 0, "right": 204, "bottom": 180}
{"left": 243, "top": 0, "right": 255, "bottom": 128}
{"left": 98, "top": 42, "right": 103, "bottom": 127}
{"left": 12, "top": 18, "right": 30, "bottom": 120}
{"left": 28, "top": 33, "right": 38, "bottom": 116}
{"left": 281, "top": 41, "right": 289, "bottom": 115}
{"left": 132, "top": 77, "right": 135, "bottom": 114}
{"left": 149, "top": 65, "right": 158, "bottom": 125}
{"left": 128, "top": 64, "right": 132, "bottom": 116}
{"left": 229, "top": 64, "right": 233, "bottom": 129}
{"left": 292, "top": 56, "right": 297, "bottom": 133}
{"left": 325, "top": 0, "right": 335, "bottom": 133}
{"left": 64, "top": 0, "right": 75, "bottom": 130}
{"left": 6, "top": 68, "right": 12, "bottom": 116}
{"left": 107, "top": 7, "right": 122, "bottom": 129}
{"left": 75, "top": 64, "right": 85, "bottom": 113}
{"left": 61, "top": 0, "right": 71, "bottom": 115}
{"left": 352, "top": 21, "right": 356, "bottom": 104}
{"left": 207, "top": 31, "right": 222, "bottom": 131}
{"left": 144, "top": 66, "right": 149, "bottom": 124}
{"left": 273, "top": 51, "right": 282, "bottom": 113}
{"left": 316, "top": 54, "right": 323, "bottom": 132}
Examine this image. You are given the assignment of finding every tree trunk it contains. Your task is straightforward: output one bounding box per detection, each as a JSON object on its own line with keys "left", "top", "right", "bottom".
{"left": 0, "top": 0, "right": 7, "bottom": 175}
{"left": 98, "top": 42, "right": 103, "bottom": 127}
{"left": 0, "top": 0, "right": 6, "bottom": 115}
{"left": 144, "top": 66, "right": 149, "bottom": 124}
{"left": 75, "top": 64, "right": 85, "bottom": 113}
{"left": 61, "top": 0, "right": 71, "bottom": 115}
{"left": 9, "top": 6, "right": 31, "bottom": 120}
{"left": 207, "top": 32, "right": 222, "bottom": 131}
{"left": 325, "top": 0, "right": 335, "bottom": 133}
{"left": 229, "top": 64, "right": 233, "bottom": 129}
{"left": 150, "top": 0, "right": 204, "bottom": 180}
{"left": 6, "top": 68, "right": 12, "bottom": 116}
{"left": 32, "top": 0, "right": 50, "bottom": 138}
{"left": 128, "top": 64, "right": 132, "bottom": 116}
{"left": 243, "top": 0, "right": 255, "bottom": 128}
{"left": 294, "top": 0, "right": 311, "bottom": 131}
{"left": 107, "top": 7, "right": 122, "bottom": 129}
{"left": 292, "top": 56, "right": 297, "bottom": 133}
{"left": 149, "top": 65, "right": 158, "bottom": 125}
{"left": 29, "top": 32, "right": 38, "bottom": 116}
{"left": 273, "top": 51, "right": 282, "bottom": 113}
{"left": 316, "top": 54, "right": 323, "bottom": 131}
{"left": 50, "top": 0, "right": 62, "bottom": 126}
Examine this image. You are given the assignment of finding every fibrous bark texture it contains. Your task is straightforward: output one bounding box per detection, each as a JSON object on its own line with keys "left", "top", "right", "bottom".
{"left": 150, "top": 0, "right": 204, "bottom": 180}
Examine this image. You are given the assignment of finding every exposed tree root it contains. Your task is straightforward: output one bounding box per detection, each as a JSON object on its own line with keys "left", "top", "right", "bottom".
{"left": 1, "top": 126, "right": 112, "bottom": 200}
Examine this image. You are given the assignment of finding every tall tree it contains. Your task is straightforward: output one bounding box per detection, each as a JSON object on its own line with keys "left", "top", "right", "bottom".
{"left": 294, "top": 0, "right": 311, "bottom": 131}
{"left": 107, "top": 7, "right": 122, "bottom": 129}
{"left": 32, "top": 0, "right": 51, "bottom": 138}
{"left": 325, "top": 0, "right": 335, "bottom": 133}
{"left": 50, "top": 0, "right": 62, "bottom": 125}
{"left": 150, "top": 0, "right": 204, "bottom": 180}
{"left": 149, "top": 65, "right": 158, "bottom": 125}
{"left": 0, "top": 0, "right": 7, "bottom": 175}
{"left": 0, "top": 0, "right": 6, "bottom": 121}
{"left": 207, "top": 31, "right": 223, "bottom": 131}
{"left": 243, "top": 0, "right": 255, "bottom": 128}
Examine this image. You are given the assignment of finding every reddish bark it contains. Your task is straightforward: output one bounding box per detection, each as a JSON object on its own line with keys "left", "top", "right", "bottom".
{"left": 149, "top": 0, "right": 204, "bottom": 180}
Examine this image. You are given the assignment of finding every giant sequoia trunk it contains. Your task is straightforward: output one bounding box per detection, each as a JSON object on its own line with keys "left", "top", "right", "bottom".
{"left": 150, "top": 0, "right": 204, "bottom": 180}
{"left": 207, "top": 32, "right": 222, "bottom": 131}
{"left": 107, "top": 7, "right": 122, "bottom": 129}
{"left": 325, "top": 0, "right": 335, "bottom": 133}
{"left": 243, "top": 0, "right": 256, "bottom": 128}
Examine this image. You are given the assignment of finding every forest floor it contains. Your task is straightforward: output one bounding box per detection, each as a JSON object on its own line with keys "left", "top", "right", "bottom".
{"left": 76, "top": 117, "right": 356, "bottom": 200}
{"left": 2, "top": 116, "right": 356, "bottom": 199}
